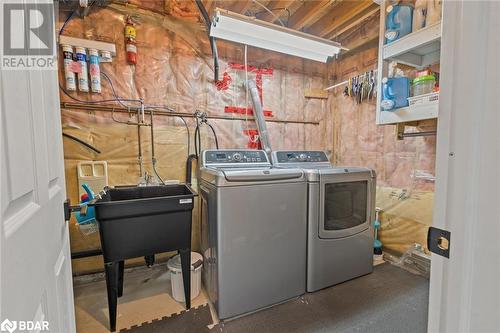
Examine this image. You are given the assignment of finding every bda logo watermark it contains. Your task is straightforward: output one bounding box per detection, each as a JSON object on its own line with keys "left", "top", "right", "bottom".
{"left": 1, "top": 0, "right": 57, "bottom": 70}
{"left": 0, "top": 318, "right": 49, "bottom": 333}
{"left": 0, "top": 319, "right": 16, "bottom": 333}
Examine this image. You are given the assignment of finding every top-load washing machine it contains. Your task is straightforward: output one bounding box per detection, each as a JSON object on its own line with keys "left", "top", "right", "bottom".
{"left": 272, "top": 151, "right": 376, "bottom": 292}
{"left": 199, "top": 149, "right": 307, "bottom": 319}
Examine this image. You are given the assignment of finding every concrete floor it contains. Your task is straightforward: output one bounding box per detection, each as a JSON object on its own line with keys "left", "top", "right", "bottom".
{"left": 73, "top": 264, "right": 211, "bottom": 333}
{"left": 74, "top": 261, "right": 428, "bottom": 333}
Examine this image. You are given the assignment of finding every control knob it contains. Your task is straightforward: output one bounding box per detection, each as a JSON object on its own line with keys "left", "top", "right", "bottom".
{"left": 233, "top": 153, "right": 242, "bottom": 161}
{"left": 299, "top": 153, "right": 307, "bottom": 161}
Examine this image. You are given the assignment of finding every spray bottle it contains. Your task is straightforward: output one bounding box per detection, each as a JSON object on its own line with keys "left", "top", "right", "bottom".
{"left": 75, "top": 183, "right": 96, "bottom": 225}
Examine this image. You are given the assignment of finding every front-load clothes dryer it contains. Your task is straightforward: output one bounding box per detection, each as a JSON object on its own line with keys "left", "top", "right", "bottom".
{"left": 272, "top": 151, "right": 376, "bottom": 292}
{"left": 199, "top": 149, "right": 307, "bottom": 319}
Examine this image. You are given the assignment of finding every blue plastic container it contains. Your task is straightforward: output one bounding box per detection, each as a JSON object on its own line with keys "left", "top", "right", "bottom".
{"left": 381, "top": 77, "right": 410, "bottom": 111}
{"left": 385, "top": 4, "right": 413, "bottom": 44}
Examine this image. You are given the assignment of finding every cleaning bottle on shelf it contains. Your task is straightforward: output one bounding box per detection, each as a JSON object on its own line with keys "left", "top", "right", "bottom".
{"left": 426, "top": 0, "right": 443, "bottom": 26}
{"left": 381, "top": 77, "right": 410, "bottom": 111}
{"left": 385, "top": 3, "right": 413, "bottom": 44}
{"left": 412, "top": 0, "right": 427, "bottom": 32}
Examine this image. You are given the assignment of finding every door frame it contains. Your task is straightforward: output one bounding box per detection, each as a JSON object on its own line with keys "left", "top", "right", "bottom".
{"left": 428, "top": 1, "right": 500, "bottom": 332}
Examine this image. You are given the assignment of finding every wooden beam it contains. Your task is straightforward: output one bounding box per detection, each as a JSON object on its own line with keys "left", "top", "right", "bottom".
{"left": 327, "top": 3, "right": 379, "bottom": 39}
{"left": 202, "top": 0, "right": 216, "bottom": 16}
{"left": 309, "top": 0, "right": 374, "bottom": 37}
{"left": 305, "top": 88, "right": 329, "bottom": 99}
{"left": 288, "top": 0, "right": 335, "bottom": 31}
{"left": 257, "top": 0, "right": 295, "bottom": 22}
{"left": 340, "top": 17, "right": 380, "bottom": 54}
{"left": 231, "top": 0, "right": 254, "bottom": 14}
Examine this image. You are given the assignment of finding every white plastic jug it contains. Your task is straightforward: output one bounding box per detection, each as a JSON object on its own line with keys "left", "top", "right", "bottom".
{"left": 412, "top": 0, "right": 427, "bottom": 32}
{"left": 427, "top": 0, "right": 442, "bottom": 25}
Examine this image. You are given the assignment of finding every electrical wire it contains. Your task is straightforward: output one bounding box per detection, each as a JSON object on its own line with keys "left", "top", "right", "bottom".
{"left": 194, "top": 0, "right": 219, "bottom": 81}
{"left": 59, "top": 82, "right": 142, "bottom": 105}
{"left": 207, "top": 123, "right": 219, "bottom": 149}
{"left": 254, "top": 7, "right": 291, "bottom": 25}
{"left": 194, "top": 115, "right": 201, "bottom": 158}
{"left": 59, "top": 10, "right": 76, "bottom": 35}
{"left": 62, "top": 132, "right": 101, "bottom": 154}
{"left": 100, "top": 71, "right": 138, "bottom": 109}
{"left": 59, "top": 0, "right": 97, "bottom": 36}
{"left": 194, "top": 112, "right": 219, "bottom": 158}
{"left": 252, "top": 0, "right": 286, "bottom": 27}
{"left": 60, "top": 67, "right": 192, "bottom": 174}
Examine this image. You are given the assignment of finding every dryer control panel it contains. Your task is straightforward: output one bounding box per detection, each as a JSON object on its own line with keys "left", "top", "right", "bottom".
{"left": 274, "top": 151, "right": 329, "bottom": 163}
{"left": 203, "top": 150, "right": 269, "bottom": 165}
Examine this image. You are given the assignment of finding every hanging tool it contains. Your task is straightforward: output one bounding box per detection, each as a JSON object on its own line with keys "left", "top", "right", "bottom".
{"left": 368, "top": 70, "right": 375, "bottom": 100}
{"left": 361, "top": 73, "right": 367, "bottom": 103}
{"left": 357, "top": 76, "right": 363, "bottom": 104}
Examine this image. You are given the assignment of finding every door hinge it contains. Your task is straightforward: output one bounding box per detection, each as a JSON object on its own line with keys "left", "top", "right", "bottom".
{"left": 427, "top": 226, "right": 451, "bottom": 258}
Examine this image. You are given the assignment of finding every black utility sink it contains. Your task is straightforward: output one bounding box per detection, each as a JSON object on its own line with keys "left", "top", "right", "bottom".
{"left": 93, "top": 184, "right": 196, "bottom": 332}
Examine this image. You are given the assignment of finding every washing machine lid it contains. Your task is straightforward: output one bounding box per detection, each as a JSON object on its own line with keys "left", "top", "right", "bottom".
{"left": 200, "top": 167, "right": 304, "bottom": 186}
{"left": 200, "top": 150, "right": 305, "bottom": 186}
{"left": 222, "top": 168, "right": 303, "bottom": 182}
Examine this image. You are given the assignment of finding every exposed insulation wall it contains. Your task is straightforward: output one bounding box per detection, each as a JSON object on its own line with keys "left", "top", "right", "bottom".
{"left": 329, "top": 29, "right": 436, "bottom": 255}
{"left": 59, "top": 5, "right": 332, "bottom": 274}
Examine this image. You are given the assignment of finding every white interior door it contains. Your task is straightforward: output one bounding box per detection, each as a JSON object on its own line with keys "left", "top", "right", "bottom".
{"left": 0, "top": 1, "right": 76, "bottom": 332}
{"left": 428, "top": 1, "right": 500, "bottom": 332}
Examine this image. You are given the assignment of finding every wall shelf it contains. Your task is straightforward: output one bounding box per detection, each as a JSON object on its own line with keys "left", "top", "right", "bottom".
{"left": 59, "top": 36, "right": 116, "bottom": 56}
{"left": 376, "top": 0, "right": 442, "bottom": 125}
{"left": 383, "top": 22, "right": 441, "bottom": 68}
{"left": 378, "top": 102, "right": 439, "bottom": 124}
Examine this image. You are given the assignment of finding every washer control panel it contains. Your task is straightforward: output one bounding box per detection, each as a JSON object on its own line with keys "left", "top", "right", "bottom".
{"left": 274, "top": 151, "right": 329, "bottom": 163}
{"left": 204, "top": 150, "right": 269, "bottom": 164}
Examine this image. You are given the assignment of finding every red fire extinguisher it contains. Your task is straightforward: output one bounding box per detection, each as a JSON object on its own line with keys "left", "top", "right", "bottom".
{"left": 125, "top": 16, "right": 137, "bottom": 65}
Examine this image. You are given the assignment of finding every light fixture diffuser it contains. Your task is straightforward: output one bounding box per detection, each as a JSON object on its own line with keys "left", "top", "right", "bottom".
{"left": 210, "top": 9, "right": 342, "bottom": 63}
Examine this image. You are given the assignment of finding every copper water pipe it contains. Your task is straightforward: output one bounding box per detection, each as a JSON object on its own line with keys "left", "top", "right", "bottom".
{"left": 59, "top": 102, "right": 321, "bottom": 126}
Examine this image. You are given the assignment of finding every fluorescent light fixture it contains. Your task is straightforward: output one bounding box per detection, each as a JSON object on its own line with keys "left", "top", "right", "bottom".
{"left": 210, "top": 9, "right": 342, "bottom": 63}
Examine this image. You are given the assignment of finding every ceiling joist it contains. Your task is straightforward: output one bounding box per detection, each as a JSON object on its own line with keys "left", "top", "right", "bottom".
{"left": 256, "top": 0, "right": 295, "bottom": 23}
{"left": 287, "top": 0, "right": 336, "bottom": 31}
{"left": 309, "top": 0, "right": 375, "bottom": 37}
{"left": 196, "top": 0, "right": 381, "bottom": 56}
{"left": 201, "top": 0, "right": 216, "bottom": 16}
{"left": 230, "top": 0, "right": 254, "bottom": 15}
{"left": 327, "top": 3, "right": 379, "bottom": 39}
